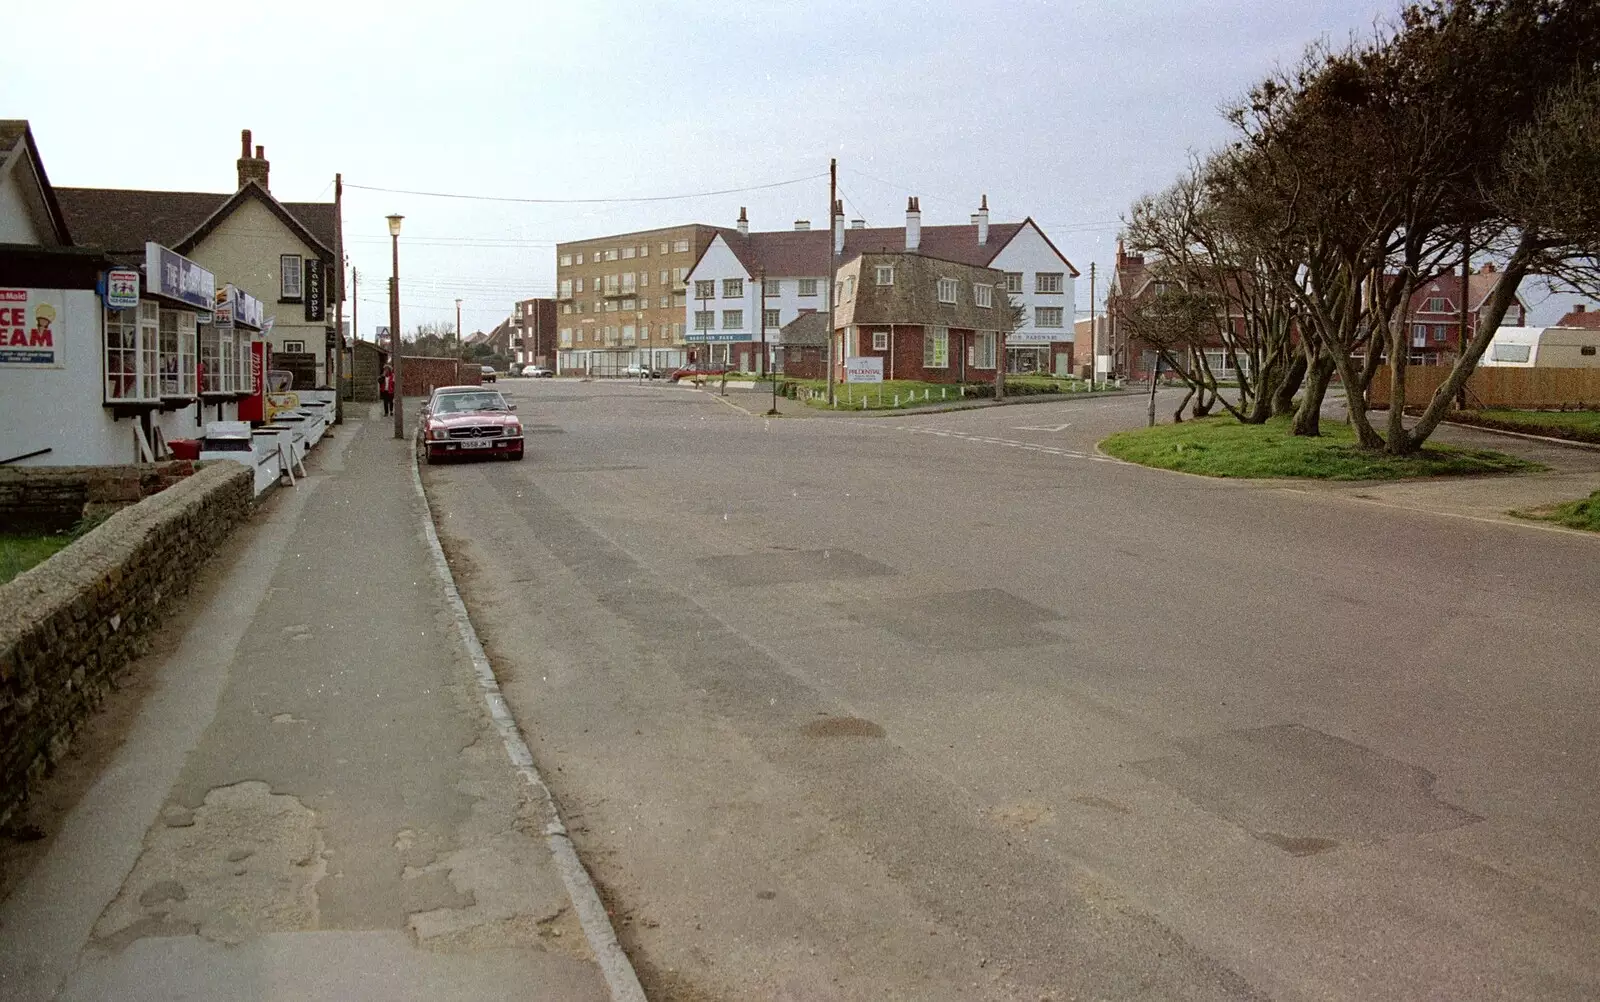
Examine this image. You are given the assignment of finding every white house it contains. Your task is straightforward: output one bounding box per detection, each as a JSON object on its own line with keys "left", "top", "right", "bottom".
{"left": 682, "top": 198, "right": 1079, "bottom": 375}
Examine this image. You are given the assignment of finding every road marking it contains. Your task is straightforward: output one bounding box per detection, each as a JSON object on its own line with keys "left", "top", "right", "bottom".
{"left": 895, "top": 425, "right": 1109, "bottom": 463}
{"left": 412, "top": 446, "right": 647, "bottom": 1002}
{"left": 1013, "top": 422, "right": 1074, "bottom": 432}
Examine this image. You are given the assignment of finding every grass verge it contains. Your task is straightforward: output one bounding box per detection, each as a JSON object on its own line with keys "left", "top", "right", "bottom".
{"left": 1452, "top": 408, "right": 1600, "bottom": 444}
{"left": 1512, "top": 490, "right": 1600, "bottom": 532}
{"left": 1100, "top": 415, "right": 1541, "bottom": 480}
{"left": 0, "top": 535, "right": 72, "bottom": 585}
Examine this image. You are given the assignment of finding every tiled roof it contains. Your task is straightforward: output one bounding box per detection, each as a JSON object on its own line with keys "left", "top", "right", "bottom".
{"left": 778, "top": 311, "right": 829, "bottom": 346}
{"left": 704, "top": 222, "right": 1034, "bottom": 279}
{"left": 1555, "top": 309, "right": 1600, "bottom": 329}
{"left": 54, "top": 184, "right": 336, "bottom": 258}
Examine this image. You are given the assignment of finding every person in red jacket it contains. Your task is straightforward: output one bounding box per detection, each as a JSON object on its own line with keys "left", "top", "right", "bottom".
{"left": 380, "top": 364, "right": 395, "bottom": 415}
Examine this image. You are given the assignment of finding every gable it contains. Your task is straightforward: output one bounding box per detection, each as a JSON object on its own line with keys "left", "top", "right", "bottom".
{"left": 989, "top": 219, "right": 1078, "bottom": 276}
{"left": 686, "top": 234, "right": 752, "bottom": 284}
{"left": 0, "top": 125, "right": 71, "bottom": 246}
{"left": 183, "top": 196, "right": 327, "bottom": 315}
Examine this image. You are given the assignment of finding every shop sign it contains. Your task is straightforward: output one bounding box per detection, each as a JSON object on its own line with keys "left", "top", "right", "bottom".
{"left": 216, "top": 284, "right": 263, "bottom": 330}
{"left": 0, "top": 288, "right": 66, "bottom": 368}
{"left": 213, "top": 302, "right": 234, "bottom": 328}
{"left": 1008, "top": 330, "right": 1062, "bottom": 345}
{"left": 105, "top": 268, "right": 140, "bottom": 310}
{"left": 685, "top": 331, "right": 753, "bottom": 343}
{"left": 845, "top": 356, "right": 883, "bottom": 383}
{"left": 261, "top": 315, "right": 275, "bottom": 336}
{"left": 304, "top": 259, "right": 324, "bottom": 322}
{"left": 145, "top": 242, "right": 215, "bottom": 311}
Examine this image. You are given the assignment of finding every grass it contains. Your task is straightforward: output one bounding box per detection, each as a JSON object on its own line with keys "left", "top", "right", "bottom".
{"left": 1513, "top": 490, "right": 1600, "bottom": 532}
{"left": 1456, "top": 408, "right": 1600, "bottom": 444}
{"left": 1100, "top": 415, "right": 1541, "bottom": 480}
{"left": 782, "top": 374, "right": 1108, "bottom": 411}
{"left": 0, "top": 534, "right": 72, "bottom": 585}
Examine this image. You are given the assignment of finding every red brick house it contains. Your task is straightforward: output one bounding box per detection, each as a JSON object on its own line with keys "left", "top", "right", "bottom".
{"left": 1399, "top": 263, "right": 1528, "bottom": 365}
{"left": 1554, "top": 303, "right": 1600, "bottom": 329}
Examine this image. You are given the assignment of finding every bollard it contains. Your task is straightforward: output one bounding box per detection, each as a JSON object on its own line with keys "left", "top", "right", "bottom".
{"left": 894, "top": 394, "right": 900, "bottom": 407}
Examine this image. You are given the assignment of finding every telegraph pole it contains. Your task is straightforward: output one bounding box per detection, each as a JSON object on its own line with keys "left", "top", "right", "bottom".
{"left": 1089, "top": 261, "right": 1097, "bottom": 389}
{"left": 333, "top": 173, "right": 345, "bottom": 423}
{"left": 1458, "top": 224, "right": 1470, "bottom": 410}
{"left": 826, "top": 157, "right": 837, "bottom": 406}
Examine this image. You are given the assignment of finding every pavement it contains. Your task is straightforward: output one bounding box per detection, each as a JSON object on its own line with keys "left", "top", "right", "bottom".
{"left": 421, "top": 379, "right": 1600, "bottom": 1001}
{"left": 0, "top": 402, "right": 612, "bottom": 1002}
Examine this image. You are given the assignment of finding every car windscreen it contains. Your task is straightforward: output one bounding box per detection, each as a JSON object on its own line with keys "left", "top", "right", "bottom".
{"left": 433, "top": 393, "right": 509, "bottom": 414}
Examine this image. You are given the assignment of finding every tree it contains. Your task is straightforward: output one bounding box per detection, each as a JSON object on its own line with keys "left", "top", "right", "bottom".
{"left": 994, "top": 284, "right": 1028, "bottom": 400}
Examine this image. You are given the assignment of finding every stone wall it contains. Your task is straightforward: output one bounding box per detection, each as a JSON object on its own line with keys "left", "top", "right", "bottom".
{"left": 0, "top": 461, "right": 201, "bottom": 534}
{"left": 0, "top": 461, "right": 255, "bottom": 827}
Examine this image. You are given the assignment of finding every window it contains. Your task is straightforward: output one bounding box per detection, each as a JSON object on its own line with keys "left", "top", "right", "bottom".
{"left": 622, "top": 246, "right": 635, "bottom": 259}
{"left": 1005, "top": 272, "right": 1023, "bottom": 293}
{"left": 594, "top": 300, "right": 602, "bottom": 313}
{"left": 875, "top": 266, "right": 894, "bottom": 286}
{"left": 694, "top": 311, "right": 714, "bottom": 331}
{"left": 605, "top": 249, "right": 618, "bottom": 261}
{"left": 576, "top": 252, "right": 584, "bottom": 264}
{"left": 560, "top": 328, "right": 573, "bottom": 347}
{"left": 835, "top": 281, "right": 843, "bottom": 302}
{"left": 695, "top": 280, "right": 716, "bottom": 299}
{"left": 974, "top": 331, "right": 996, "bottom": 369}
{"left": 562, "top": 304, "right": 572, "bottom": 315}
{"left": 105, "top": 305, "right": 156, "bottom": 402}
{"left": 622, "top": 299, "right": 635, "bottom": 310}
{"left": 622, "top": 324, "right": 636, "bottom": 343}
{"left": 604, "top": 274, "right": 619, "bottom": 294}
{"left": 798, "top": 278, "right": 818, "bottom": 297}
{"left": 559, "top": 279, "right": 573, "bottom": 298}
{"left": 559, "top": 254, "right": 572, "bottom": 266}
{"left": 282, "top": 339, "right": 305, "bottom": 353}
{"left": 605, "top": 301, "right": 617, "bottom": 312}
{"left": 660, "top": 270, "right": 669, "bottom": 284}
{"left": 157, "top": 310, "right": 197, "bottom": 396}
{"left": 200, "top": 324, "right": 221, "bottom": 392}
{"left": 673, "top": 267, "right": 687, "bottom": 284}
{"left": 233, "top": 334, "right": 250, "bottom": 393}
{"left": 622, "top": 272, "right": 636, "bottom": 293}
{"left": 1432, "top": 324, "right": 1449, "bottom": 343}
{"left": 660, "top": 242, "right": 670, "bottom": 255}
{"left": 723, "top": 278, "right": 744, "bottom": 298}
{"left": 576, "top": 277, "right": 585, "bottom": 293}
{"left": 975, "top": 284, "right": 993, "bottom": 308}
{"left": 923, "top": 328, "right": 949, "bottom": 368}
{"left": 639, "top": 244, "right": 648, "bottom": 257}
{"left": 219, "top": 330, "right": 235, "bottom": 392}
{"left": 872, "top": 331, "right": 888, "bottom": 351}
{"left": 280, "top": 255, "right": 303, "bottom": 299}
{"left": 722, "top": 309, "right": 744, "bottom": 330}
{"left": 1035, "top": 306, "right": 1064, "bottom": 328}
{"left": 640, "top": 271, "right": 649, "bottom": 287}
{"left": 659, "top": 296, "right": 669, "bottom": 308}
{"left": 672, "top": 293, "right": 686, "bottom": 307}
{"left": 845, "top": 276, "right": 856, "bottom": 300}
{"left": 764, "top": 279, "right": 780, "bottom": 296}
{"left": 764, "top": 309, "right": 780, "bottom": 329}
{"left": 1035, "top": 272, "right": 1064, "bottom": 294}
{"left": 937, "top": 278, "right": 958, "bottom": 304}
{"left": 1423, "top": 297, "right": 1453, "bottom": 313}
{"left": 674, "top": 239, "right": 690, "bottom": 253}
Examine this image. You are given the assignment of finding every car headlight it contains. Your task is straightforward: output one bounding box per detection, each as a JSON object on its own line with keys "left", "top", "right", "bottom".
{"left": 428, "top": 425, "right": 447, "bottom": 440}
{"left": 505, "top": 421, "right": 522, "bottom": 435}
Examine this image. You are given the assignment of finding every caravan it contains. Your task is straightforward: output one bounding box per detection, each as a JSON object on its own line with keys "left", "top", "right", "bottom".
{"left": 1480, "top": 326, "right": 1600, "bottom": 368}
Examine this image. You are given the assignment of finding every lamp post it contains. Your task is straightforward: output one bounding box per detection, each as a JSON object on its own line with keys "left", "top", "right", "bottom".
{"left": 388, "top": 213, "right": 404, "bottom": 439}
{"left": 455, "top": 298, "right": 463, "bottom": 360}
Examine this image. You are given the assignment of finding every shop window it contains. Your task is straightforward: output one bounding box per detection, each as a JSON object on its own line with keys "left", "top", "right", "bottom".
{"left": 158, "top": 309, "right": 197, "bottom": 397}
{"left": 220, "top": 332, "right": 236, "bottom": 392}
{"left": 105, "top": 305, "right": 158, "bottom": 402}
{"left": 200, "top": 324, "right": 221, "bottom": 392}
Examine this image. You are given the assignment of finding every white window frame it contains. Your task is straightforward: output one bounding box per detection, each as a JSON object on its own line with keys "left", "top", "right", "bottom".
{"left": 559, "top": 279, "right": 573, "bottom": 298}
{"left": 723, "top": 278, "right": 744, "bottom": 299}
{"left": 1035, "top": 306, "right": 1064, "bottom": 328}
{"left": 763, "top": 309, "right": 781, "bottom": 330}
{"left": 845, "top": 276, "right": 855, "bottom": 300}
{"left": 694, "top": 310, "right": 714, "bottom": 331}
{"left": 283, "top": 339, "right": 306, "bottom": 353}
{"left": 560, "top": 328, "right": 573, "bottom": 347}
{"left": 974, "top": 331, "right": 996, "bottom": 369}
{"left": 104, "top": 305, "right": 157, "bottom": 403}
{"left": 622, "top": 246, "right": 635, "bottom": 259}
{"left": 199, "top": 324, "right": 221, "bottom": 393}
{"left": 219, "top": 330, "right": 236, "bottom": 392}
{"left": 1005, "top": 272, "right": 1023, "bottom": 294}
{"left": 937, "top": 278, "right": 958, "bottom": 304}
{"left": 924, "top": 328, "right": 949, "bottom": 368}
{"left": 798, "top": 278, "right": 818, "bottom": 297}
{"left": 695, "top": 280, "right": 716, "bottom": 300}
{"left": 764, "top": 279, "right": 781, "bottom": 296}
{"left": 280, "top": 255, "right": 303, "bottom": 299}
{"left": 974, "top": 284, "right": 993, "bottom": 308}
{"left": 875, "top": 265, "right": 895, "bottom": 286}
{"left": 639, "top": 244, "right": 649, "bottom": 258}
{"left": 722, "top": 309, "right": 744, "bottom": 330}
{"left": 559, "top": 253, "right": 573, "bottom": 266}
{"left": 872, "top": 330, "right": 889, "bottom": 351}
{"left": 1035, "top": 272, "right": 1064, "bottom": 294}
{"left": 605, "top": 249, "right": 618, "bottom": 261}
{"left": 576, "top": 252, "right": 584, "bottom": 264}
{"left": 157, "top": 309, "right": 198, "bottom": 397}
{"left": 674, "top": 239, "right": 690, "bottom": 253}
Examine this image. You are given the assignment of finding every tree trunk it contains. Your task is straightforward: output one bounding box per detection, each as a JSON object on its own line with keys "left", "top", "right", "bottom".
{"left": 1193, "top": 384, "right": 1216, "bottom": 418}
{"left": 1272, "top": 350, "right": 1307, "bottom": 417}
{"left": 1172, "top": 384, "right": 1196, "bottom": 423}
{"left": 1384, "top": 326, "right": 1410, "bottom": 451}
{"left": 1290, "top": 351, "right": 1335, "bottom": 436}
{"left": 1332, "top": 348, "right": 1386, "bottom": 448}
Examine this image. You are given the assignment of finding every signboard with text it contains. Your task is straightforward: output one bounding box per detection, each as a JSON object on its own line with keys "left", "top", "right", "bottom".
{"left": 217, "top": 284, "right": 263, "bottom": 330}
{"left": 0, "top": 289, "right": 66, "bottom": 367}
{"left": 145, "top": 242, "right": 215, "bottom": 311}
{"left": 684, "top": 331, "right": 753, "bottom": 343}
{"left": 844, "top": 356, "right": 883, "bottom": 383}
{"left": 304, "top": 258, "right": 324, "bottom": 322}
{"left": 106, "top": 268, "right": 140, "bottom": 310}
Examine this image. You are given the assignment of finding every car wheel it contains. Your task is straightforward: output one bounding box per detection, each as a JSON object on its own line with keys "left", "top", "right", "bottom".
{"left": 511, "top": 448, "right": 525, "bottom": 461}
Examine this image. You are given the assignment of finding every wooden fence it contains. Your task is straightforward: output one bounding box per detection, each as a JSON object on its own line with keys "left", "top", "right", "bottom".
{"left": 1369, "top": 365, "right": 1600, "bottom": 410}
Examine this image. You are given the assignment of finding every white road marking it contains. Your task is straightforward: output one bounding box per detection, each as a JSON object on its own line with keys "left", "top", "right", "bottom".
{"left": 1013, "top": 422, "right": 1074, "bottom": 432}
{"left": 895, "top": 425, "right": 1107, "bottom": 463}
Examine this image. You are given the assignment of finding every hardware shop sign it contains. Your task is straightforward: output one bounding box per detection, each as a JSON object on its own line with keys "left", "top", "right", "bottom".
{"left": 145, "top": 242, "right": 215, "bottom": 311}
{"left": 0, "top": 288, "right": 66, "bottom": 367}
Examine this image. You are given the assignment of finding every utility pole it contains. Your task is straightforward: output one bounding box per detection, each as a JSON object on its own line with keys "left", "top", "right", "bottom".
{"left": 351, "top": 268, "right": 358, "bottom": 349}
{"left": 1088, "top": 261, "right": 1097, "bottom": 389}
{"left": 455, "top": 298, "right": 463, "bottom": 361}
{"left": 826, "top": 157, "right": 837, "bottom": 406}
{"left": 333, "top": 173, "right": 345, "bottom": 424}
{"left": 1458, "top": 224, "right": 1470, "bottom": 411}
{"left": 388, "top": 214, "right": 404, "bottom": 439}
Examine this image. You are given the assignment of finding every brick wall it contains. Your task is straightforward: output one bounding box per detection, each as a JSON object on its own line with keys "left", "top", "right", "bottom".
{"left": 400, "top": 356, "right": 481, "bottom": 397}
{"left": 352, "top": 342, "right": 387, "bottom": 402}
{"left": 0, "top": 461, "right": 255, "bottom": 827}
{"left": 0, "top": 461, "right": 201, "bottom": 534}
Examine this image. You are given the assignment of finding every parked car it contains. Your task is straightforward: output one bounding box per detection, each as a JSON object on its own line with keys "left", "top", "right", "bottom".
{"left": 522, "top": 365, "right": 554, "bottom": 378}
{"left": 419, "top": 384, "right": 483, "bottom": 423}
{"left": 667, "top": 364, "right": 731, "bottom": 383}
{"left": 622, "top": 364, "right": 660, "bottom": 379}
{"left": 420, "top": 388, "right": 523, "bottom": 463}
{"left": 479, "top": 365, "right": 498, "bottom": 383}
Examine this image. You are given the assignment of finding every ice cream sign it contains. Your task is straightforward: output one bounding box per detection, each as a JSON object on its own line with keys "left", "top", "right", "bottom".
{"left": 145, "top": 242, "right": 215, "bottom": 311}
{"left": 0, "top": 289, "right": 65, "bottom": 367}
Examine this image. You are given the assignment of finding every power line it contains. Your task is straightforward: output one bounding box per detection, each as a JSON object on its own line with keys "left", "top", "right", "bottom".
{"left": 344, "top": 171, "right": 827, "bottom": 206}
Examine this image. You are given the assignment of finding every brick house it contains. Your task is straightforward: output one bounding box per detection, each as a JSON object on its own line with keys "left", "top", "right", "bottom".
{"left": 778, "top": 311, "right": 828, "bottom": 379}
{"left": 511, "top": 297, "right": 557, "bottom": 367}
{"left": 832, "top": 249, "right": 1011, "bottom": 384}
{"left": 1399, "top": 263, "right": 1528, "bottom": 365}
{"left": 1553, "top": 303, "right": 1600, "bottom": 329}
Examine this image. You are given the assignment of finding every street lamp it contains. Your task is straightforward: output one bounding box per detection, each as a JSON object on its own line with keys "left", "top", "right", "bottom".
{"left": 388, "top": 213, "right": 404, "bottom": 440}
{"left": 455, "top": 298, "right": 462, "bottom": 360}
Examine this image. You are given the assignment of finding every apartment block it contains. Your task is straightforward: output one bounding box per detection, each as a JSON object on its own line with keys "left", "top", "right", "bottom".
{"left": 553, "top": 224, "right": 722, "bottom": 375}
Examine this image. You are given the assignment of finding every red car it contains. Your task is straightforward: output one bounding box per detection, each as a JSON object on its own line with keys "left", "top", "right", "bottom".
{"left": 421, "top": 388, "right": 524, "bottom": 463}
{"left": 668, "top": 364, "right": 731, "bottom": 383}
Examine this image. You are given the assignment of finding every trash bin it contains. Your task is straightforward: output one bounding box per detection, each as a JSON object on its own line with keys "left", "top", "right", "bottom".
{"left": 168, "top": 438, "right": 201, "bottom": 460}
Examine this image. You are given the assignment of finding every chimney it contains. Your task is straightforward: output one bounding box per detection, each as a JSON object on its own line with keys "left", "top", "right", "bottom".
{"left": 236, "top": 129, "right": 270, "bottom": 191}
{"left": 1577, "top": 304, "right": 1587, "bottom": 314}
{"left": 793, "top": 219, "right": 810, "bottom": 231}
{"left": 851, "top": 219, "right": 866, "bottom": 229}
{"left": 905, "top": 197, "right": 921, "bottom": 251}
{"left": 737, "top": 206, "right": 748, "bottom": 236}
{"left": 976, "top": 194, "right": 989, "bottom": 245}
{"left": 1479, "top": 262, "right": 1496, "bottom": 274}
{"left": 833, "top": 198, "right": 845, "bottom": 255}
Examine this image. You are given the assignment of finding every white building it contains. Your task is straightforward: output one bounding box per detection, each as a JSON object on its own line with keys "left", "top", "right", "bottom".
{"left": 682, "top": 198, "right": 1079, "bottom": 374}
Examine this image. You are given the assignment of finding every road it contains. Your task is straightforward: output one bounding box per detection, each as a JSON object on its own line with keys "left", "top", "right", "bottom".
{"left": 423, "top": 378, "right": 1600, "bottom": 1001}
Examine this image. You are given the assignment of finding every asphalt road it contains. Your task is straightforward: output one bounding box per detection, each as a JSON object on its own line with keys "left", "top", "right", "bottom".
{"left": 423, "top": 378, "right": 1600, "bottom": 1001}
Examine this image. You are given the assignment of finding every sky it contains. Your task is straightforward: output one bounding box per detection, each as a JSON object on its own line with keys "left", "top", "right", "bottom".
{"left": 6, "top": 0, "right": 1592, "bottom": 337}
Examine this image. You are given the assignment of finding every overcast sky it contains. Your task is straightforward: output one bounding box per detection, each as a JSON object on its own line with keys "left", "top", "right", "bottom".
{"left": 6, "top": 0, "right": 1590, "bottom": 336}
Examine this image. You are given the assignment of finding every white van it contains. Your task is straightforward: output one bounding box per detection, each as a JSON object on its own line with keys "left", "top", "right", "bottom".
{"left": 1480, "top": 326, "right": 1600, "bottom": 368}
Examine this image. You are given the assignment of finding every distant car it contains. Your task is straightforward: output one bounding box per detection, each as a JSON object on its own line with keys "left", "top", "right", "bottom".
{"left": 668, "top": 364, "right": 730, "bottom": 383}
{"left": 479, "top": 365, "right": 498, "bottom": 383}
{"left": 522, "top": 365, "right": 554, "bottom": 378}
{"left": 622, "top": 364, "right": 660, "bottom": 379}
{"left": 421, "top": 388, "right": 523, "bottom": 463}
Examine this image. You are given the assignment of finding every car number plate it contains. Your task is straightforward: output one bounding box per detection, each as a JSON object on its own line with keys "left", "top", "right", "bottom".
{"left": 460, "top": 440, "right": 491, "bottom": 449}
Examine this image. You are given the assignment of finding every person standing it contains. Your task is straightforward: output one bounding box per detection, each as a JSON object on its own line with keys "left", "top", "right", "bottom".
{"left": 380, "top": 363, "right": 395, "bottom": 416}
